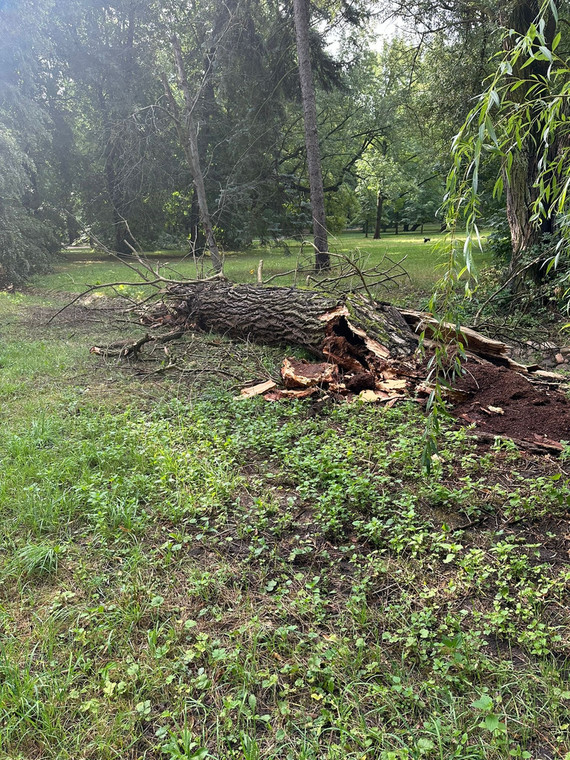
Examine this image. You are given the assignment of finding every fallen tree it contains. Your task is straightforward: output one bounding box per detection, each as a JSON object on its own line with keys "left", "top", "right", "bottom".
{"left": 160, "top": 281, "right": 418, "bottom": 362}
{"left": 85, "top": 280, "right": 570, "bottom": 452}
{"left": 91, "top": 280, "right": 562, "bottom": 382}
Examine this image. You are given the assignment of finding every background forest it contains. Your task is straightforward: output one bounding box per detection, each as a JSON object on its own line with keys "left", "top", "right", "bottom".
{"left": 1, "top": 0, "right": 538, "bottom": 283}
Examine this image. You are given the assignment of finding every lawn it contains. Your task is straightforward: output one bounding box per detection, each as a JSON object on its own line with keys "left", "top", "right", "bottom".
{"left": 1, "top": 246, "right": 569, "bottom": 760}
{"left": 36, "top": 226, "right": 493, "bottom": 303}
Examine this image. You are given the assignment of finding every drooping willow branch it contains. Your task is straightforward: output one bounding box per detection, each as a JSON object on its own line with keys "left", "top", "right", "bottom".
{"left": 421, "top": 0, "right": 566, "bottom": 468}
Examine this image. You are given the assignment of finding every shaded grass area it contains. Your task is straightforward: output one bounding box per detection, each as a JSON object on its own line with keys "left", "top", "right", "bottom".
{"left": 0, "top": 279, "right": 568, "bottom": 760}
{"left": 37, "top": 227, "right": 493, "bottom": 304}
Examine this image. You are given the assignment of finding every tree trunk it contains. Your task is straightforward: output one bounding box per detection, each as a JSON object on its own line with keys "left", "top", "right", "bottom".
{"left": 103, "top": 142, "right": 135, "bottom": 256}
{"left": 162, "top": 38, "right": 223, "bottom": 274}
{"left": 504, "top": 150, "right": 544, "bottom": 275}
{"left": 167, "top": 282, "right": 417, "bottom": 359}
{"left": 189, "top": 188, "right": 205, "bottom": 257}
{"left": 501, "top": 0, "right": 557, "bottom": 278}
{"left": 113, "top": 216, "right": 137, "bottom": 257}
{"left": 373, "top": 192, "right": 384, "bottom": 239}
{"left": 292, "top": 0, "right": 329, "bottom": 270}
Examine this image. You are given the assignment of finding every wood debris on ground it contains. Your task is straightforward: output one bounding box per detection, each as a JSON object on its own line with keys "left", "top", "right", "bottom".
{"left": 87, "top": 282, "right": 570, "bottom": 452}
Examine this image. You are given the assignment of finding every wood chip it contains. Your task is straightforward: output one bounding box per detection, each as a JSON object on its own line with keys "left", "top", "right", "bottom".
{"left": 264, "top": 388, "right": 317, "bottom": 401}
{"left": 237, "top": 380, "right": 277, "bottom": 399}
{"left": 377, "top": 378, "right": 407, "bottom": 392}
{"left": 358, "top": 390, "right": 384, "bottom": 402}
{"left": 357, "top": 389, "right": 407, "bottom": 403}
{"left": 530, "top": 369, "right": 566, "bottom": 381}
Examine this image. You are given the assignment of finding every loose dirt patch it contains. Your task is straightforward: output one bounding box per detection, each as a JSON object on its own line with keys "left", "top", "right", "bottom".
{"left": 453, "top": 361, "right": 570, "bottom": 444}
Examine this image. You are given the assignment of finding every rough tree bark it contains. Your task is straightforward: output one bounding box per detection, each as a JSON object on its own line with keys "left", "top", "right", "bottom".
{"left": 189, "top": 188, "right": 205, "bottom": 257}
{"left": 167, "top": 282, "right": 417, "bottom": 359}
{"left": 292, "top": 0, "right": 330, "bottom": 271}
{"left": 161, "top": 37, "right": 223, "bottom": 273}
{"left": 500, "top": 0, "right": 557, "bottom": 278}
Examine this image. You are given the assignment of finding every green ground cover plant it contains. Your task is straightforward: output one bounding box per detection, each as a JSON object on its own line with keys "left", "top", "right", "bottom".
{"left": 0, "top": 255, "right": 568, "bottom": 760}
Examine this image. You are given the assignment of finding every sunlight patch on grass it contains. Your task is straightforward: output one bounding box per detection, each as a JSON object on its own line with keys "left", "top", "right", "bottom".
{"left": 40, "top": 227, "right": 492, "bottom": 299}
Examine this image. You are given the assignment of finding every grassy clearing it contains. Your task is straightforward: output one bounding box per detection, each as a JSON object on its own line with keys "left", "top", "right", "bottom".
{"left": 1, "top": 253, "right": 569, "bottom": 759}
{"left": 37, "top": 227, "right": 492, "bottom": 304}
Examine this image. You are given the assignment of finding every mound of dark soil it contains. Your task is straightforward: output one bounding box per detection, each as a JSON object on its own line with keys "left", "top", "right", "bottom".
{"left": 453, "top": 361, "right": 570, "bottom": 444}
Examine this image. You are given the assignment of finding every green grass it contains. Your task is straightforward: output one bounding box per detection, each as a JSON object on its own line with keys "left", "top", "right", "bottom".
{"left": 0, "top": 256, "right": 568, "bottom": 759}
{"left": 39, "top": 227, "right": 492, "bottom": 302}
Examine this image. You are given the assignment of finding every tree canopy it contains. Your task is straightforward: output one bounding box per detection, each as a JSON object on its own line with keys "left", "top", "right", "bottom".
{"left": 0, "top": 0, "right": 568, "bottom": 283}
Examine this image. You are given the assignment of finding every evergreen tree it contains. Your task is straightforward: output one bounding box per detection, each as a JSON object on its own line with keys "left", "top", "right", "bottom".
{"left": 0, "top": 0, "right": 67, "bottom": 282}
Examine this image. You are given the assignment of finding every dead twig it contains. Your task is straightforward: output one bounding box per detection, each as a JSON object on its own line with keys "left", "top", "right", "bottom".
{"left": 90, "top": 328, "right": 186, "bottom": 358}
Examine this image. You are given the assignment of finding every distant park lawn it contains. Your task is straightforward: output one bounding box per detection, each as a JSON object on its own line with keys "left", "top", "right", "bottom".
{"left": 38, "top": 225, "right": 492, "bottom": 301}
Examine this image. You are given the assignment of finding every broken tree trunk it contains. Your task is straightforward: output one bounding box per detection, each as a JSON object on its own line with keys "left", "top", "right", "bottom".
{"left": 399, "top": 309, "right": 512, "bottom": 362}
{"left": 165, "top": 282, "right": 418, "bottom": 362}
{"left": 86, "top": 279, "right": 570, "bottom": 451}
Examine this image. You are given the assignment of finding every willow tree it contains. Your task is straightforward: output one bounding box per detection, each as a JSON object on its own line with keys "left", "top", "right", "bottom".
{"left": 497, "top": 0, "right": 559, "bottom": 275}
{"left": 446, "top": 0, "right": 569, "bottom": 283}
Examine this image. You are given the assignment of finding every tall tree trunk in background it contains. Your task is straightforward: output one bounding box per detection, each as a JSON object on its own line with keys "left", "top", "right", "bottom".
{"left": 292, "top": 0, "right": 330, "bottom": 270}
{"left": 373, "top": 192, "right": 384, "bottom": 239}
{"left": 103, "top": 143, "right": 137, "bottom": 255}
{"left": 501, "top": 0, "right": 556, "bottom": 278}
{"left": 189, "top": 188, "right": 205, "bottom": 257}
{"left": 162, "top": 36, "right": 223, "bottom": 274}
{"left": 101, "top": 9, "right": 138, "bottom": 257}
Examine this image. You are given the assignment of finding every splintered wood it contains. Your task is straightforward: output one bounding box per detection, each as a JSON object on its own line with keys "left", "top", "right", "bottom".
{"left": 249, "top": 355, "right": 417, "bottom": 403}
{"left": 86, "top": 281, "right": 570, "bottom": 449}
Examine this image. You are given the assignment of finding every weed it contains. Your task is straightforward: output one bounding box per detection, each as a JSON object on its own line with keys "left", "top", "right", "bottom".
{"left": 4, "top": 542, "right": 63, "bottom": 579}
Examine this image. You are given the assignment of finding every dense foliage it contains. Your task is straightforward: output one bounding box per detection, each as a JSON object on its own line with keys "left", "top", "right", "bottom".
{"left": 0, "top": 0, "right": 519, "bottom": 279}
{"left": 0, "top": 0, "right": 568, "bottom": 287}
